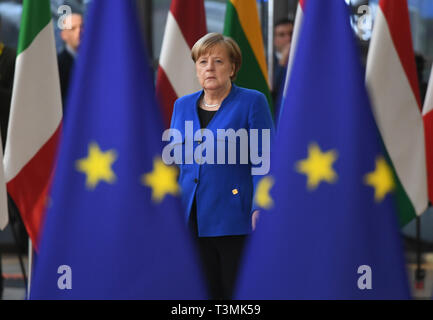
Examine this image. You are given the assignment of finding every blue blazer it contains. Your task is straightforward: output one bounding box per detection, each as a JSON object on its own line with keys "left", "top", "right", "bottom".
{"left": 170, "top": 84, "right": 274, "bottom": 237}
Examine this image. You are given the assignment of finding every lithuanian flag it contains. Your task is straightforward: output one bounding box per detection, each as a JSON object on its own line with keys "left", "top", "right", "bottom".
{"left": 223, "top": 0, "right": 273, "bottom": 115}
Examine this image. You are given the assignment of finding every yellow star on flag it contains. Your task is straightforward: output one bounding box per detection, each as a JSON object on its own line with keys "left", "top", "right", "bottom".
{"left": 364, "top": 156, "right": 395, "bottom": 202}
{"left": 254, "top": 176, "right": 275, "bottom": 209}
{"left": 76, "top": 142, "right": 117, "bottom": 190}
{"left": 142, "top": 158, "right": 180, "bottom": 203}
{"left": 296, "top": 142, "right": 338, "bottom": 190}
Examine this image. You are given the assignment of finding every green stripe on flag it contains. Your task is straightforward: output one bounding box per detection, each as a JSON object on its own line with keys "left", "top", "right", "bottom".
{"left": 223, "top": 1, "right": 274, "bottom": 115}
{"left": 380, "top": 140, "right": 417, "bottom": 226}
{"left": 395, "top": 180, "right": 417, "bottom": 227}
{"left": 18, "top": 0, "right": 52, "bottom": 55}
{"left": 391, "top": 164, "right": 417, "bottom": 227}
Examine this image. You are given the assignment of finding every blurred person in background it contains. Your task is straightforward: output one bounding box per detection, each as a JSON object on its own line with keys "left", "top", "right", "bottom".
{"left": 272, "top": 18, "right": 293, "bottom": 106}
{"left": 0, "top": 14, "right": 15, "bottom": 148}
{"left": 58, "top": 12, "right": 83, "bottom": 110}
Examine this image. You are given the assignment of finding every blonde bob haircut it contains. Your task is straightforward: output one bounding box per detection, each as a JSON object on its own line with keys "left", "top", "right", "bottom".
{"left": 191, "top": 32, "right": 242, "bottom": 81}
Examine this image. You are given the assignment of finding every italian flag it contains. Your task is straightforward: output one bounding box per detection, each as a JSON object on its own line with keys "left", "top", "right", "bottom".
{"left": 366, "top": 0, "right": 428, "bottom": 225}
{"left": 223, "top": 0, "right": 273, "bottom": 114}
{"left": 156, "top": 0, "right": 207, "bottom": 128}
{"left": 4, "top": 0, "right": 62, "bottom": 247}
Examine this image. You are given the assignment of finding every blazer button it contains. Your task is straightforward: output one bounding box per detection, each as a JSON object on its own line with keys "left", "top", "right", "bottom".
{"left": 194, "top": 178, "right": 199, "bottom": 184}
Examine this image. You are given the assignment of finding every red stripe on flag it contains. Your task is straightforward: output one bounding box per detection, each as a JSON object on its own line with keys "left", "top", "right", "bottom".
{"left": 424, "top": 111, "right": 433, "bottom": 203}
{"left": 156, "top": 67, "right": 178, "bottom": 129}
{"left": 7, "top": 125, "right": 61, "bottom": 249}
{"left": 379, "top": 0, "right": 422, "bottom": 109}
{"left": 299, "top": 0, "right": 306, "bottom": 9}
{"left": 170, "top": 0, "right": 207, "bottom": 49}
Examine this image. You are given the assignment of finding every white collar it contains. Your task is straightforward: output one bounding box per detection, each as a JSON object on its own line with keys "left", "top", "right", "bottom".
{"left": 66, "top": 44, "right": 77, "bottom": 58}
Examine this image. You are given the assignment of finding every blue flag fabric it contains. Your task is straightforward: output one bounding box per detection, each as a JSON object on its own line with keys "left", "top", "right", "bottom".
{"left": 30, "top": 0, "right": 206, "bottom": 299}
{"left": 236, "top": 0, "right": 410, "bottom": 299}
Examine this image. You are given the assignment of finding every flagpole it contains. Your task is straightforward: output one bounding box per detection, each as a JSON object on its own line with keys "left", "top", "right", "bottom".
{"left": 27, "top": 239, "right": 32, "bottom": 299}
{"left": 267, "top": 0, "right": 274, "bottom": 90}
{"left": 415, "top": 216, "right": 425, "bottom": 290}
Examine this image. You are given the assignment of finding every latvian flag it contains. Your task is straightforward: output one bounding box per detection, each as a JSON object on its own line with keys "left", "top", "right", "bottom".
{"left": 156, "top": 0, "right": 207, "bottom": 128}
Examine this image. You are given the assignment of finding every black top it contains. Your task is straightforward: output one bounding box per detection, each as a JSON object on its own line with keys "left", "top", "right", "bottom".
{"left": 197, "top": 106, "right": 217, "bottom": 129}
{"left": 191, "top": 104, "right": 217, "bottom": 236}
{"left": 57, "top": 48, "right": 75, "bottom": 110}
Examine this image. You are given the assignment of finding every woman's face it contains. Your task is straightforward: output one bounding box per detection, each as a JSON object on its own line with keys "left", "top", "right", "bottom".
{"left": 195, "top": 44, "right": 235, "bottom": 92}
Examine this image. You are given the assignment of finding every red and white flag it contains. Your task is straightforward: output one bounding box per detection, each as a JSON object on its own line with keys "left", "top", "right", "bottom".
{"left": 423, "top": 64, "right": 433, "bottom": 204}
{"left": 4, "top": 0, "right": 62, "bottom": 247}
{"left": 156, "top": 0, "right": 207, "bottom": 128}
{"left": 366, "top": 0, "right": 428, "bottom": 224}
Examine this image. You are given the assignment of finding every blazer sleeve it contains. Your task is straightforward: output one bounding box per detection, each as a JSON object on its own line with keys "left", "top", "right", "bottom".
{"left": 248, "top": 93, "right": 275, "bottom": 213}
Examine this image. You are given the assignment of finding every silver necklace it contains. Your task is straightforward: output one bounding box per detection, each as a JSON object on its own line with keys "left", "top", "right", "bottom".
{"left": 203, "top": 102, "right": 220, "bottom": 108}
{"left": 202, "top": 97, "right": 220, "bottom": 109}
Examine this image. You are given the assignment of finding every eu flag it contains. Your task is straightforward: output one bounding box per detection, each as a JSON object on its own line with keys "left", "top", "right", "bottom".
{"left": 236, "top": 0, "right": 410, "bottom": 299}
{"left": 30, "top": 0, "right": 206, "bottom": 299}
